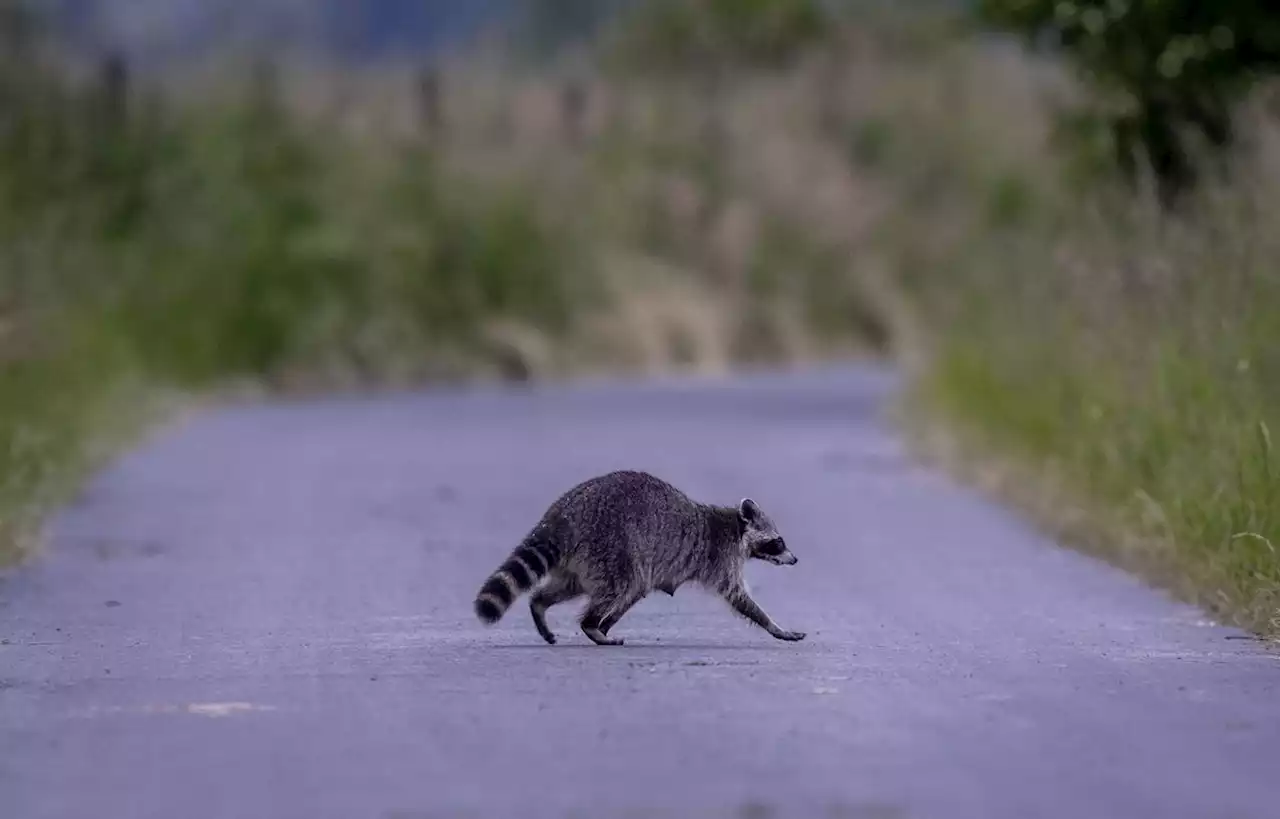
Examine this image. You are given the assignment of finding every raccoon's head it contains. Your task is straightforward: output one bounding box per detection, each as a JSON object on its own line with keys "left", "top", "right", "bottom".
{"left": 737, "top": 498, "right": 797, "bottom": 566}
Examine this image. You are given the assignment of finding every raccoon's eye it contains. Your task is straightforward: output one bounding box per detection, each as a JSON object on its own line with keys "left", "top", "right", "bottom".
{"left": 755, "top": 537, "right": 785, "bottom": 556}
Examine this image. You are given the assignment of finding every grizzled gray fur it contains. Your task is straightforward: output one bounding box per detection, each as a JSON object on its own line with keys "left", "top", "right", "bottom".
{"left": 473, "top": 470, "right": 805, "bottom": 646}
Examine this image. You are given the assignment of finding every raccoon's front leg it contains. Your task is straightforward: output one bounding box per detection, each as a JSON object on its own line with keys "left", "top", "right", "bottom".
{"left": 723, "top": 587, "right": 805, "bottom": 642}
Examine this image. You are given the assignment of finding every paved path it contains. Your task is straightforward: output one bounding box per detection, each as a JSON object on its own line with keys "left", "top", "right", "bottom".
{"left": 2, "top": 366, "right": 1277, "bottom": 819}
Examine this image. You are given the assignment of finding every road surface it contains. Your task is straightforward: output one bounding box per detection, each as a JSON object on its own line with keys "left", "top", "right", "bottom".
{"left": 2, "top": 365, "right": 1277, "bottom": 819}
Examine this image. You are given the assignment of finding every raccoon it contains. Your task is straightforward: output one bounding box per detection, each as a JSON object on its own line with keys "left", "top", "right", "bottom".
{"left": 473, "top": 470, "right": 805, "bottom": 646}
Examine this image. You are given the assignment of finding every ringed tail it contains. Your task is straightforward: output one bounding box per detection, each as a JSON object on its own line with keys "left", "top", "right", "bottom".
{"left": 474, "top": 530, "right": 561, "bottom": 624}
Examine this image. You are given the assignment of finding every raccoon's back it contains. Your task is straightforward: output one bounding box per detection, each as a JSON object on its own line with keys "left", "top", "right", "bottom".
{"left": 549, "top": 470, "right": 697, "bottom": 525}
{"left": 546, "top": 470, "right": 705, "bottom": 561}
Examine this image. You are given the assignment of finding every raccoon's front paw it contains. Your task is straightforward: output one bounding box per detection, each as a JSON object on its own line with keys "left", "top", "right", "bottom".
{"left": 774, "top": 630, "right": 806, "bottom": 642}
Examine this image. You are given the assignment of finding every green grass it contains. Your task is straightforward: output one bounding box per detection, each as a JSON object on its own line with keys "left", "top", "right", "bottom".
{"left": 918, "top": 326, "right": 1280, "bottom": 635}
{"left": 0, "top": 314, "right": 154, "bottom": 565}
{"left": 906, "top": 203, "right": 1280, "bottom": 635}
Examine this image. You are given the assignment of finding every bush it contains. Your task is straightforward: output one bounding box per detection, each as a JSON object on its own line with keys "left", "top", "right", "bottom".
{"left": 977, "top": 0, "right": 1280, "bottom": 204}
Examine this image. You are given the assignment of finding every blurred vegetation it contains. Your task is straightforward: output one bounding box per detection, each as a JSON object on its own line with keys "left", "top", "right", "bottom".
{"left": 4, "top": 0, "right": 1279, "bottom": 639}
{"left": 978, "top": 0, "right": 1280, "bottom": 205}
{"left": 0, "top": 0, "right": 883, "bottom": 566}
{"left": 865, "top": 4, "right": 1280, "bottom": 635}
{"left": 0, "top": 5, "right": 596, "bottom": 563}
{"left": 513, "top": 0, "right": 632, "bottom": 60}
{"left": 603, "top": 0, "right": 830, "bottom": 73}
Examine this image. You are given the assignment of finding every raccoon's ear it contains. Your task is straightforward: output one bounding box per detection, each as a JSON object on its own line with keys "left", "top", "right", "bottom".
{"left": 738, "top": 498, "right": 760, "bottom": 523}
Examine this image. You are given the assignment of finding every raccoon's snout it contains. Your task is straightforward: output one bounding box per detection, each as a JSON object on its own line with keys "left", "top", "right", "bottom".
{"left": 760, "top": 549, "right": 797, "bottom": 566}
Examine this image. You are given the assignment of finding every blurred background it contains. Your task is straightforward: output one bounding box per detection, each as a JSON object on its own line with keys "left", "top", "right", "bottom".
{"left": 0, "top": 0, "right": 1277, "bottom": 636}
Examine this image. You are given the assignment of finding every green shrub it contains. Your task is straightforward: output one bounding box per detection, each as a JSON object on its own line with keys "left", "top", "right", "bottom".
{"left": 977, "top": 0, "right": 1280, "bottom": 204}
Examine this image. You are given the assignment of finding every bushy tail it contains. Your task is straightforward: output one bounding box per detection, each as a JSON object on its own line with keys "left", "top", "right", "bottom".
{"left": 474, "top": 529, "right": 561, "bottom": 625}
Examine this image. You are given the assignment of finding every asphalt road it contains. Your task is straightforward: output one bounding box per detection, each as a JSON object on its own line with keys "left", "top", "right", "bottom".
{"left": 2, "top": 365, "right": 1278, "bottom": 819}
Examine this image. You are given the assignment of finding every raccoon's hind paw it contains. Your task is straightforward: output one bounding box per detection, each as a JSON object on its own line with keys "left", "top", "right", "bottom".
{"left": 533, "top": 620, "right": 558, "bottom": 645}
{"left": 583, "top": 628, "right": 624, "bottom": 646}
{"left": 774, "top": 630, "right": 806, "bottom": 642}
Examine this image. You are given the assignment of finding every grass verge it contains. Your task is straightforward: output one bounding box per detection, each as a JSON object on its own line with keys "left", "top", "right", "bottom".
{"left": 0, "top": 316, "right": 168, "bottom": 565}
{"left": 841, "top": 22, "right": 1280, "bottom": 638}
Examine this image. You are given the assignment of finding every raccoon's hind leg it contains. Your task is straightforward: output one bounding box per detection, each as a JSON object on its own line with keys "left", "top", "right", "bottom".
{"left": 529, "top": 572, "right": 583, "bottom": 645}
{"left": 581, "top": 589, "right": 645, "bottom": 646}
